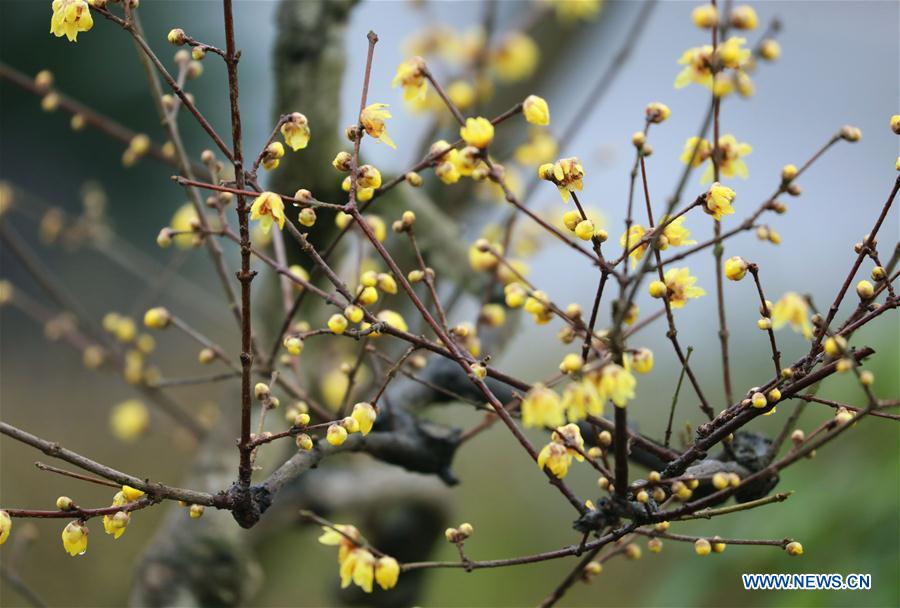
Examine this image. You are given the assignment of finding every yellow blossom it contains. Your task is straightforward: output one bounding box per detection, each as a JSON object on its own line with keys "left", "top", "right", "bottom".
{"left": 375, "top": 556, "right": 400, "bottom": 590}
{"left": 561, "top": 379, "right": 604, "bottom": 422}
{"left": 785, "top": 541, "right": 804, "bottom": 556}
{"left": 730, "top": 5, "right": 758, "bottom": 30}
{"left": 281, "top": 112, "right": 310, "bottom": 151}
{"left": 692, "top": 4, "right": 718, "bottom": 28}
{"left": 718, "top": 37, "right": 752, "bottom": 69}
{"left": 392, "top": 56, "right": 427, "bottom": 102}
{"left": 523, "top": 95, "right": 550, "bottom": 126}
{"left": 645, "top": 102, "right": 671, "bottom": 123}
{"left": 537, "top": 441, "right": 572, "bottom": 478}
{"left": 360, "top": 103, "right": 396, "bottom": 148}
{"left": 661, "top": 215, "right": 696, "bottom": 248}
{"left": 521, "top": 383, "right": 565, "bottom": 429}
{"left": 318, "top": 524, "right": 362, "bottom": 563}
{"left": 553, "top": 423, "right": 586, "bottom": 460}
{"left": 103, "top": 510, "right": 130, "bottom": 540}
{"left": 250, "top": 192, "right": 286, "bottom": 233}
{"left": 262, "top": 142, "right": 285, "bottom": 171}
{"left": 327, "top": 424, "right": 348, "bottom": 446}
{"left": 620, "top": 224, "right": 647, "bottom": 267}
{"left": 541, "top": 157, "right": 584, "bottom": 202}
{"left": 629, "top": 348, "right": 654, "bottom": 374}
{"left": 351, "top": 402, "right": 377, "bottom": 435}
{"left": 724, "top": 256, "right": 749, "bottom": 281}
{"left": 771, "top": 292, "right": 812, "bottom": 338}
{"left": 0, "top": 511, "right": 10, "bottom": 545}
{"left": 515, "top": 128, "right": 558, "bottom": 166}
{"left": 759, "top": 39, "right": 781, "bottom": 61}
{"left": 61, "top": 520, "right": 88, "bottom": 556}
{"left": 121, "top": 485, "right": 145, "bottom": 502}
{"left": 447, "top": 80, "right": 476, "bottom": 110}
{"left": 675, "top": 45, "right": 714, "bottom": 89}
{"left": 341, "top": 548, "right": 376, "bottom": 592}
{"left": 50, "top": 0, "right": 93, "bottom": 42}
{"left": 663, "top": 267, "right": 706, "bottom": 308}
{"left": 597, "top": 364, "right": 636, "bottom": 408}
{"left": 705, "top": 182, "right": 736, "bottom": 220}
{"left": 376, "top": 310, "right": 408, "bottom": 333}
{"left": 143, "top": 307, "right": 170, "bottom": 329}
{"left": 705, "top": 135, "right": 752, "bottom": 182}
{"left": 551, "top": 0, "right": 603, "bottom": 23}
{"left": 680, "top": 136, "right": 713, "bottom": 168}
{"left": 110, "top": 399, "right": 149, "bottom": 442}
{"left": 169, "top": 203, "right": 200, "bottom": 249}
{"left": 492, "top": 32, "right": 539, "bottom": 82}
{"left": 341, "top": 176, "right": 374, "bottom": 202}
{"left": 460, "top": 117, "right": 494, "bottom": 149}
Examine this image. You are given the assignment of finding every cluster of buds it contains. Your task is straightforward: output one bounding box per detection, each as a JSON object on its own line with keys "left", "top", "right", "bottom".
{"left": 444, "top": 522, "right": 474, "bottom": 544}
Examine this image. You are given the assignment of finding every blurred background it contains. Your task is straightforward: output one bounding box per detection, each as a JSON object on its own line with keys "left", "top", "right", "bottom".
{"left": 1, "top": 1, "right": 898, "bottom": 606}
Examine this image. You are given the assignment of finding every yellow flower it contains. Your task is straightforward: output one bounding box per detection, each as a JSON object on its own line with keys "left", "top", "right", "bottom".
{"left": 121, "top": 485, "right": 145, "bottom": 502}
{"left": 327, "top": 424, "right": 348, "bottom": 446}
{"left": 342, "top": 548, "right": 376, "bottom": 592}
{"left": 692, "top": 4, "right": 718, "bottom": 28}
{"left": 318, "top": 524, "right": 362, "bottom": 563}
{"left": 675, "top": 45, "right": 714, "bottom": 89}
{"left": 523, "top": 95, "right": 550, "bottom": 126}
{"left": 629, "top": 348, "right": 654, "bottom": 374}
{"left": 724, "top": 256, "right": 749, "bottom": 281}
{"left": 551, "top": 0, "right": 603, "bottom": 23}
{"left": 771, "top": 292, "right": 812, "bottom": 339}
{"left": 351, "top": 402, "right": 377, "bottom": 435}
{"left": 281, "top": 112, "right": 310, "bottom": 151}
{"left": 0, "top": 510, "right": 10, "bottom": 545}
{"left": 537, "top": 441, "right": 572, "bottom": 478}
{"left": 61, "top": 520, "right": 88, "bottom": 556}
{"left": 645, "top": 102, "right": 671, "bottom": 123}
{"left": 680, "top": 136, "right": 712, "bottom": 168}
{"left": 492, "top": 32, "right": 539, "bottom": 82}
{"left": 521, "top": 383, "right": 565, "bottom": 429}
{"left": 447, "top": 80, "right": 476, "bottom": 110}
{"left": 620, "top": 224, "right": 647, "bottom": 267}
{"left": 730, "top": 5, "right": 758, "bottom": 30}
{"left": 700, "top": 135, "right": 752, "bottom": 182}
{"left": 376, "top": 310, "right": 408, "bottom": 333}
{"left": 392, "top": 56, "right": 428, "bottom": 102}
{"left": 597, "top": 364, "right": 636, "bottom": 408}
{"left": 553, "top": 423, "right": 586, "bottom": 461}
{"left": 524, "top": 290, "right": 553, "bottom": 324}
{"left": 110, "top": 399, "right": 149, "bottom": 442}
{"left": 515, "top": 128, "right": 558, "bottom": 166}
{"left": 262, "top": 142, "right": 284, "bottom": 170}
{"left": 460, "top": 117, "right": 494, "bottom": 149}
{"left": 341, "top": 176, "right": 374, "bottom": 202}
{"left": 663, "top": 267, "right": 706, "bottom": 308}
{"left": 661, "top": 215, "right": 696, "bottom": 248}
{"left": 705, "top": 182, "right": 736, "bottom": 220}
{"left": 718, "top": 37, "right": 752, "bottom": 69}
{"left": 50, "top": 0, "right": 93, "bottom": 42}
{"left": 250, "top": 192, "right": 286, "bottom": 233}
{"left": 169, "top": 203, "right": 200, "bottom": 249}
{"left": 541, "top": 157, "right": 585, "bottom": 202}
{"left": 143, "top": 307, "right": 171, "bottom": 330}
{"left": 103, "top": 510, "right": 130, "bottom": 540}
{"left": 759, "top": 39, "right": 781, "bottom": 61}
{"left": 785, "top": 541, "right": 804, "bottom": 556}
{"left": 561, "top": 379, "right": 604, "bottom": 422}
{"left": 360, "top": 103, "right": 396, "bottom": 149}
{"left": 357, "top": 165, "right": 382, "bottom": 190}
{"left": 375, "top": 556, "right": 400, "bottom": 590}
